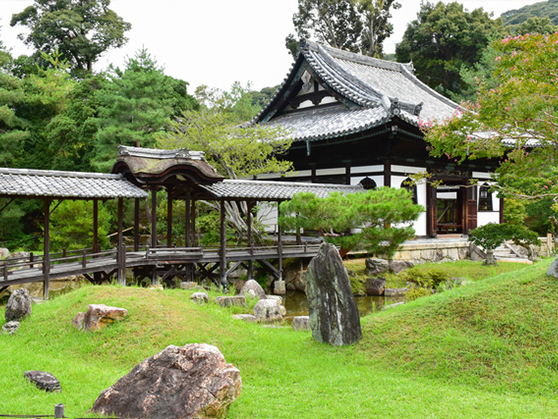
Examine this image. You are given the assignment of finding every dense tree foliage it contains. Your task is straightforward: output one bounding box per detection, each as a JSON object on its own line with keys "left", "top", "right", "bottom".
{"left": 396, "top": 1, "right": 503, "bottom": 99}
{"left": 286, "top": 0, "right": 399, "bottom": 58}
{"left": 424, "top": 32, "right": 558, "bottom": 233}
{"left": 279, "top": 188, "right": 422, "bottom": 257}
{"left": 502, "top": 0, "right": 558, "bottom": 26}
{"left": 10, "top": 0, "right": 131, "bottom": 76}
{"left": 92, "top": 49, "right": 198, "bottom": 172}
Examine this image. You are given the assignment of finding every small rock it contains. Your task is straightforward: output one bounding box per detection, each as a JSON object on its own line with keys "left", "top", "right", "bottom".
{"left": 264, "top": 295, "right": 283, "bottom": 305}
{"left": 24, "top": 371, "right": 61, "bottom": 392}
{"left": 0, "top": 248, "right": 10, "bottom": 259}
{"left": 253, "top": 299, "right": 284, "bottom": 323}
{"left": 180, "top": 281, "right": 198, "bottom": 290}
{"left": 73, "top": 304, "right": 128, "bottom": 332}
{"left": 365, "top": 277, "right": 386, "bottom": 296}
{"left": 5, "top": 288, "right": 32, "bottom": 322}
{"left": 190, "top": 292, "right": 209, "bottom": 304}
{"left": 384, "top": 288, "right": 408, "bottom": 297}
{"left": 365, "top": 258, "right": 390, "bottom": 276}
{"left": 6, "top": 251, "right": 30, "bottom": 263}
{"left": 389, "top": 260, "right": 414, "bottom": 274}
{"left": 1, "top": 321, "right": 20, "bottom": 335}
{"left": 232, "top": 314, "right": 257, "bottom": 323}
{"left": 292, "top": 316, "right": 311, "bottom": 332}
{"left": 273, "top": 280, "right": 286, "bottom": 295}
{"left": 214, "top": 296, "right": 247, "bottom": 308}
{"left": 239, "top": 280, "right": 266, "bottom": 300}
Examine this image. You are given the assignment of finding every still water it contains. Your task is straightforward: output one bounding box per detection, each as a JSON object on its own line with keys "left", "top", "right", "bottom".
{"left": 283, "top": 291, "right": 406, "bottom": 323}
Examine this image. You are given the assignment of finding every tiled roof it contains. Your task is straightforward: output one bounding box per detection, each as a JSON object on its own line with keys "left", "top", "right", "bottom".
{"left": 0, "top": 168, "right": 148, "bottom": 199}
{"left": 256, "top": 40, "right": 460, "bottom": 142}
{"left": 199, "top": 179, "right": 364, "bottom": 200}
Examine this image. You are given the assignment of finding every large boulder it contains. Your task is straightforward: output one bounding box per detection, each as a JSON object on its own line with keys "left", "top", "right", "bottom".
{"left": 91, "top": 343, "right": 241, "bottom": 419}
{"left": 239, "top": 279, "right": 267, "bottom": 300}
{"left": 5, "top": 288, "right": 32, "bottom": 322}
{"left": 365, "top": 258, "right": 390, "bottom": 276}
{"left": 253, "top": 299, "right": 284, "bottom": 323}
{"left": 389, "top": 260, "right": 414, "bottom": 274}
{"left": 306, "top": 243, "right": 362, "bottom": 346}
{"left": 72, "top": 304, "right": 128, "bottom": 332}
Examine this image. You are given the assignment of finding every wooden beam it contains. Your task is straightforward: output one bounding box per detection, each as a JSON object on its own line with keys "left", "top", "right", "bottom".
{"left": 247, "top": 201, "right": 254, "bottom": 281}
{"left": 277, "top": 202, "right": 283, "bottom": 281}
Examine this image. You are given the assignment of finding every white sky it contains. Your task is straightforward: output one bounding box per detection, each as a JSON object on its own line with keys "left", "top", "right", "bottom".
{"left": 0, "top": 0, "right": 545, "bottom": 92}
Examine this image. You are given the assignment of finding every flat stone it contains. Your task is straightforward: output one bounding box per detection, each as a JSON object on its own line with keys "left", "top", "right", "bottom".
{"left": 1, "top": 320, "right": 20, "bottom": 335}
{"left": 232, "top": 314, "right": 257, "bottom": 323}
{"left": 214, "top": 296, "right": 247, "bottom": 308}
{"left": 190, "top": 292, "right": 209, "bottom": 304}
{"left": 384, "top": 302, "right": 406, "bottom": 310}
{"left": 264, "top": 295, "right": 283, "bottom": 305}
{"left": 24, "top": 371, "right": 61, "bottom": 392}
{"left": 292, "top": 316, "right": 311, "bottom": 332}
{"left": 389, "top": 260, "right": 414, "bottom": 274}
{"left": 365, "top": 258, "right": 390, "bottom": 276}
{"left": 180, "top": 281, "right": 198, "bottom": 290}
{"left": 384, "top": 288, "right": 408, "bottom": 297}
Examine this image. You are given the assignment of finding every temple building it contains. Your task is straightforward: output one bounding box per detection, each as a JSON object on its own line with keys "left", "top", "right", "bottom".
{"left": 254, "top": 40, "right": 501, "bottom": 237}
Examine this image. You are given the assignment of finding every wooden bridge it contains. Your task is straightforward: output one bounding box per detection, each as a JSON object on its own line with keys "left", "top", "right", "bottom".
{"left": 0, "top": 242, "right": 321, "bottom": 296}
{"left": 0, "top": 146, "right": 363, "bottom": 299}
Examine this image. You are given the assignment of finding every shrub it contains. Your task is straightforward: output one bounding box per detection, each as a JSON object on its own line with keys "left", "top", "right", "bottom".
{"left": 401, "top": 268, "right": 451, "bottom": 289}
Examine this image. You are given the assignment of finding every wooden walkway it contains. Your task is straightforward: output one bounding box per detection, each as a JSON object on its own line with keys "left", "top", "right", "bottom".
{"left": 0, "top": 244, "right": 321, "bottom": 296}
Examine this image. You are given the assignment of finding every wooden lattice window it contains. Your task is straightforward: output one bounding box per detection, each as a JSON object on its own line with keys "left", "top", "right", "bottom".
{"left": 359, "top": 177, "right": 377, "bottom": 190}
{"left": 401, "top": 177, "right": 418, "bottom": 204}
{"left": 479, "top": 183, "right": 493, "bottom": 212}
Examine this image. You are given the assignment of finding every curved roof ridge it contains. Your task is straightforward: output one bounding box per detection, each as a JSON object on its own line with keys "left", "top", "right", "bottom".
{"left": 305, "top": 44, "right": 385, "bottom": 108}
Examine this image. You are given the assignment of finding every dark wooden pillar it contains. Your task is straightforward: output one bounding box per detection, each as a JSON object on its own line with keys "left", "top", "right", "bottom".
{"left": 499, "top": 198, "right": 505, "bottom": 224}
{"left": 185, "top": 188, "right": 191, "bottom": 247}
{"left": 166, "top": 190, "right": 173, "bottom": 248}
{"left": 247, "top": 201, "right": 254, "bottom": 281}
{"left": 191, "top": 200, "right": 196, "bottom": 247}
{"left": 277, "top": 201, "right": 283, "bottom": 281}
{"left": 427, "top": 183, "right": 437, "bottom": 238}
{"left": 151, "top": 186, "right": 158, "bottom": 248}
{"left": 219, "top": 200, "right": 227, "bottom": 289}
{"left": 117, "top": 197, "right": 125, "bottom": 285}
{"left": 43, "top": 199, "right": 51, "bottom": 300}
{"left": 383, "top": 160, "right": 391, "bottom": 187}
{"left": 93, "top": 199, "right": 99, "bottom": 254}
{"left": 134, "top": 198, "right": 140, "bottom": 252}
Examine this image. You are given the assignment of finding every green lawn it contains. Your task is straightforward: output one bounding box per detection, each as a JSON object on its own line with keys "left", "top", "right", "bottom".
{"left": 1, "top": 259, "right": 558, "bottom": 418}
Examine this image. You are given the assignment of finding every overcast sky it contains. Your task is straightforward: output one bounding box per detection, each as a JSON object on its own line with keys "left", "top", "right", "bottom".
{"left": 0, "top": 0, "right": 545, "bottom": 92}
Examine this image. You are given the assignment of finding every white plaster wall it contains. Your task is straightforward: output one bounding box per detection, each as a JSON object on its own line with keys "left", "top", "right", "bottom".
{"left": 478, "top": 212, "right": 500, "bottom": 226}
{"left": 350, "top": 165, "right": 383, "bottom": 175}
{"left": 258, "top": 202, "right": 278, "bottom": 233}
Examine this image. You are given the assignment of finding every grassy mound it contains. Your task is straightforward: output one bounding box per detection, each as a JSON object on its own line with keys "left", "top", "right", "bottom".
{"left": 1, "top": 261, "right": 558, "bottom": 418}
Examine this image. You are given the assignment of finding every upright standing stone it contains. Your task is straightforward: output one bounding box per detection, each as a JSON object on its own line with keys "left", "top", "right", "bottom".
{"left": 5, "top": 288, "right": 32, "bottom": 322}
{"left": 239, "top": 279, "right": 267, "bottom": 300}
{"left": 306, "top": 242, "right": 361, "bottom": 346}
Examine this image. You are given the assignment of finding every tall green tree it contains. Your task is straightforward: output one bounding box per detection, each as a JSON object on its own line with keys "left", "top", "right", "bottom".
{"left": 356, "top": 0, "right": 401, "bottom": 57}
{"left": 279, "top": 188, "right": 422, "bottom": 257}
{"left": 424, "top": 32, "right": 558, "bottom": 232}
{"left": 396, "top": 1, "right": 503, "bottom": 99}
{"left": 286, "top": 0, "right": 399, "bottom": 58}
{"left": 10, "top": 0, "right": 131, "bottom": 75}
{"left": 92, "top": 49, "right": 198, "bottom": 172}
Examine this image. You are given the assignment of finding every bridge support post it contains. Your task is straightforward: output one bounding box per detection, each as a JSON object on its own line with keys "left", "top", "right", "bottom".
{"left": 151, "top": 186, "right": 158, "bottom": 248}
{"left": 134, "top": 198, "right": 140, "bottom": 252}
{"left": 219, "top": 200, "right": 227, "bottom": 290}
{"left": 43, "top": 199, "right": 51, "bottom": 300}
{"left": 247, "top": 201, "right": 254, "bottom": 281}
{"left": 117, "top": 197, "right": 126, "bottom": 285}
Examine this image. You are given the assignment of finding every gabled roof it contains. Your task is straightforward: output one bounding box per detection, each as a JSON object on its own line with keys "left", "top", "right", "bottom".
{"left": 199, "top": 179, "right": 364, "bottom": 201}
{"left": 255, "top": 40, "right": 460, "bottom": 142}
{"left": 0, "top": 168, "right": 148, "bottom": 199}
